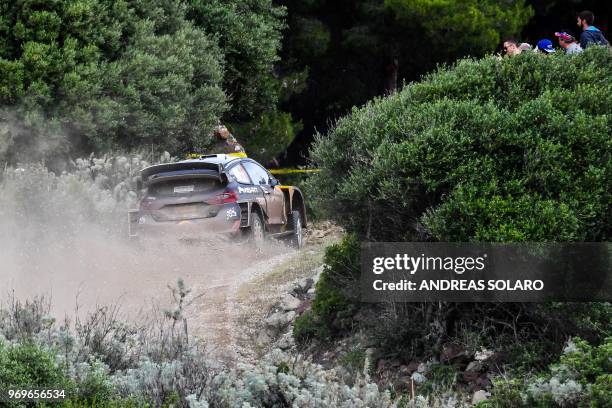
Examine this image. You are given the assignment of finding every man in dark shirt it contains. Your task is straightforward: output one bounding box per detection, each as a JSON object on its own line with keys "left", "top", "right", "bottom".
{"left": 210, "top": 125, "right": 246, "bottom": 156}
{"left": 577, "top": 10, "right": 609, "bottom": 49}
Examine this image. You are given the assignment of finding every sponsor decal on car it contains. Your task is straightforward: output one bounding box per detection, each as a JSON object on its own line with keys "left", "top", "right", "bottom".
{"left": 174, "top": 185, "right": 194, "bottom": 193}
{"left": 225, "top": 208, "right": 238, "bottom": 220}
{"left": 238, "top": 186, "right": 259, "bottom": 194}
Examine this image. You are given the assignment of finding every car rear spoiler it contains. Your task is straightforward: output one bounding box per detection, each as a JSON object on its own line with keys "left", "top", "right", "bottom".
{"left": 140, "top": 162, "right": 224, "bottom": 183}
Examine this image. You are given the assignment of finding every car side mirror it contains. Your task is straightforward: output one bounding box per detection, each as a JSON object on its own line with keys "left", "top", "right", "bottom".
{"left": 270, "top": 177, "right": 279, "bottom": 186}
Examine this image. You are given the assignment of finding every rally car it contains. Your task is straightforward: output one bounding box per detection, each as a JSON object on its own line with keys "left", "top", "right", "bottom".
{"left": 128, "top": 155, "right": 306, "bottom": 248}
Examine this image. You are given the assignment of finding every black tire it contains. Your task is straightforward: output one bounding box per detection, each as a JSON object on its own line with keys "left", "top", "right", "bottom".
{"left": 287, "top": 210, "right": 304, "bottom": 249}
{"left": 246, "top": 209, "right": 266, "bottom": 250}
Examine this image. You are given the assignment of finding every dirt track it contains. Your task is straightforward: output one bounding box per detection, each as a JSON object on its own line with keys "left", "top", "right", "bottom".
{"left": 0, "top": 227, "right": 303, "bottom": 363}
{"left": 0, "top": 218, "right": 339, "bottom": 365}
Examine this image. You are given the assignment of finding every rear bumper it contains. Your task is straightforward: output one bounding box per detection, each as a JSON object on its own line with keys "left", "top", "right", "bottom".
{"left": 128, "top": 203, "right": 242, "bottom": 238}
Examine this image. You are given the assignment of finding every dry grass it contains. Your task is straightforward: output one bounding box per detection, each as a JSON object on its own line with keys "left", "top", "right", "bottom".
{"left": 236, "top": 225, "right": 340, "bottom": 301}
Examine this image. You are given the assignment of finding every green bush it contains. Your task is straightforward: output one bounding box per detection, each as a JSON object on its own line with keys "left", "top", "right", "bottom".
{"left": 305, "top": 47, "right": 611, "bottom": 362}
{"left": 481, "top": 337, "right": 612, "bottom": 407}
{"left": 0, "top": 341, "right": 70, "bottom": 390}
{"left": 232, "top": 110, "right": 302, "bottom": 165}
{"left": 307, "top": 47, "right": 611, "bottom": 242}
{"left": 313, "top": 235, "right": 359, "bottom": 316}
{"left": 293, "top": 310, "right": 326, "bottom": 342}
{"left": 294, "top": 234, "right": 360, "bottom": 343}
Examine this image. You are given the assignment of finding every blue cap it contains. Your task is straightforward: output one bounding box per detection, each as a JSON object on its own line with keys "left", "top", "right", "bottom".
{"left": 536, "top": 39, "right": 555, "bottom": 53}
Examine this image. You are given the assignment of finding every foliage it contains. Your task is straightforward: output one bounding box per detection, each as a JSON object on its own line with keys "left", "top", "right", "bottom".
{"left": 205, "top": 349, "right": 392, "bottom": 407}
{"left": 277, "top": 0, "right": 533, "bottom": 162}
{"left": 307, "top": 47, "right": 612, "bottom": 242}
{"left": 293, "top": 310, "right": 322, "bottom": 342}
{"left": 0, "top": 289, "right": 393, "bottom": 407}
{"left": 186, "top": 0, "right": 302, "bottom": 163}
{"left": 294, "top": 234, "right": 360, "bottom": 342}
{"left": 0, "top": 0, "right": 293, "bottom": 163}
{"left": 0, "top": 152, "right": 173, "bottom": 238}
{"left": 97, "top": 19, "right": 226, "bottom": 153}
{"left": 481, "top": 337, "right": 612, "bottom": 407}
{"left": 231, "top": 110, "right": 302, "bottom": 165}
{"left": 187, "top": 0, "right": 286, "bottom": 121}
{"left": 0, "top": 0, "right": 227, "bottom": 161}
{"left": 385, "top": 0, "right": 533, "bottom": 58}
{"left": 0, "top": 341, "right": 70, "bottom": 390}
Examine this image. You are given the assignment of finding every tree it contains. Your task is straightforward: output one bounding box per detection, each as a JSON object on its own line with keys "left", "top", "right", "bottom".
{"left": 0, "top": 0, "right": 229, "bottom": 162}
{"left": 0, "top": 0, "right": 292, "bottom": 164}
{"left": 277, "top": 0, "right": 533, "bottom": 163}
{"left": 96, "top": 19, "right": 226, "bottom": 153}
{"left": 187, "top": 0, "right": 286, "bottom": 121}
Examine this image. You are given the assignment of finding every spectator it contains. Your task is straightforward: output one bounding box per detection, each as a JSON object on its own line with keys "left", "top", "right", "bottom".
{"left": 518, "top": 43, "right": 533, "bottom": 52}
{"left": 502, "top": 38, "right": 521, "bottom": 56}
{"left": 555, "top": 31, "right": 583, "bottom": 54}
{"left": 536, "top": 39, "right": 556, "bottom": 54}
{"left": 210, "top": 125, "right": 246, "bottom": 156}
{"left": 577, "top": 10, "right": 609, "bottom": 49}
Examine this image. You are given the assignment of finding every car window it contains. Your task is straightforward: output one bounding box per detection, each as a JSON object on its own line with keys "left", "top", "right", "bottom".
{"left": 242, "top": 161, "right": 270, "bottom": 186}
{"left": 228, "top": 164, "right": 251, "bottom": 184}
{"left": 147, "top": 178, "right": 221, "bottom": 196}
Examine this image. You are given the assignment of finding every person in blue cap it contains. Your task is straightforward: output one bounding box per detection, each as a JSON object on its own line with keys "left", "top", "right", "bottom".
{"left": 577, "top": 11, "right": 609, "bottom": 49}
{"left": 536, "top": 39, "right": 556, "bottom": 54}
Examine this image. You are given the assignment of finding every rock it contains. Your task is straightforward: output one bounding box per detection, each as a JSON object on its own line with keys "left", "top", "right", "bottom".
{"left": 295, "top": 278, "right": 314, "bottom": 293}
{"left": 393, "top": 376, "right": 412, "bottom": 392}
{"left": 280, "top": 294, "right": 301, "bottom": 311}
{"left": 404, "top": 361, "right": 420, "bottom": 375}
{"left": 411, "top": 372, "right": 427, "bottom": 384}
{"left": 265, "top": 311, "right": 296, "bottom": 329}
{"left": 466, "top": 361, "right": 484, "bottom": 373}
{"left": 462, "top": 371, "right": 480, "bottom": 384}
{"left": 306, "top": 288, "right": 315, "bottom": 297}
{"left": 255, "top": 330, "right": 271, "bottom": 347}
{"left": 440, "top": 343, "right": 471, "bottom": 364}
{"left": 295, "top": 299, "right": 312, "bottom": 315}
{"left": 472, "top": 390, "right": 490, "bottom": 405}
{"left": 475, "top": 348, "right": 495, "bottom": 361}
{"left": 277, "top": 331, "right": 295, "bottom": 350}
{"left": 312, "top": 265, "right": 324, "bottom": 282}
{"left": 417, "top": 362, "right": 429, "bottom": 374}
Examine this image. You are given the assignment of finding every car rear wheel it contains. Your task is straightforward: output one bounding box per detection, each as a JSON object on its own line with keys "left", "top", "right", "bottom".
{"left": 247, "top": 209, "right": 265, "bottom": 250}
{"left": 287, "top": 210, "right": 304, "bottom": 249}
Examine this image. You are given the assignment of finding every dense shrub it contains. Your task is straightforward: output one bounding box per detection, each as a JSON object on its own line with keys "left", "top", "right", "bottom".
{"left": 294, "top": 234, "right": 360, "bottom": 342}
{"left": 0, "top": 341, "right": 70, "bottom": 391}
{"left": 480, "top": 337, "right": 612, "bottom": 407}
{"left": 304, "top": 47, "right": 612, "bottom": 401}
{"left": 307, "top": 47, "right": 611, "bottom": 242}
{"left": 205, "top": 349, "right": 392, "bottom": 407}
{"left": 0, "top": 290, "right": 393, "bottom": 407}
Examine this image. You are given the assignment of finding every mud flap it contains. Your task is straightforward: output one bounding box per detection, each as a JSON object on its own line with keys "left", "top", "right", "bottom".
{"left": 239, "top": 202, "right": 252, "bottom": 228}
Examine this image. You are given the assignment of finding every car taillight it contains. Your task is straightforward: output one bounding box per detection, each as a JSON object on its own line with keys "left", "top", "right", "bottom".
{"left": 206, "top": 190, "right": 238, "bottom": 205}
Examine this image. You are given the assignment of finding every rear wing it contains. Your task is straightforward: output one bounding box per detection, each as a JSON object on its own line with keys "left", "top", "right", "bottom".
{"left": 140, "top": 162, "right": 224, "bottom": 184}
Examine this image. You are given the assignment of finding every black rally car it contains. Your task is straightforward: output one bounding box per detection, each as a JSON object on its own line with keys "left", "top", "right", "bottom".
{"left": 128, "top": 154, "right": 306, "bottom": 248}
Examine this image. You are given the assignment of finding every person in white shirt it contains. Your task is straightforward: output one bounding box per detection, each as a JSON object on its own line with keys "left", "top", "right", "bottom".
{"left": 555, "top": 31, "right": 583, "bottom": 55}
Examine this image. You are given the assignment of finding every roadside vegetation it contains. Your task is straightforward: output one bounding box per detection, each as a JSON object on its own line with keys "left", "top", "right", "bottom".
{"left": 0, "top": 283, "right": 393, "bottom": 407}
{"left": 1, "top": 1, "right": 610, "bottom": 407}
{"left": 300, "top": 46, "right": 612, "bottom": 405}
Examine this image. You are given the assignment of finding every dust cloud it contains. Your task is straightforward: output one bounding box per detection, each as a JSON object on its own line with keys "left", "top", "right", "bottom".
{"left": 0, "top": 163, "right": 287, "bottom": 320}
